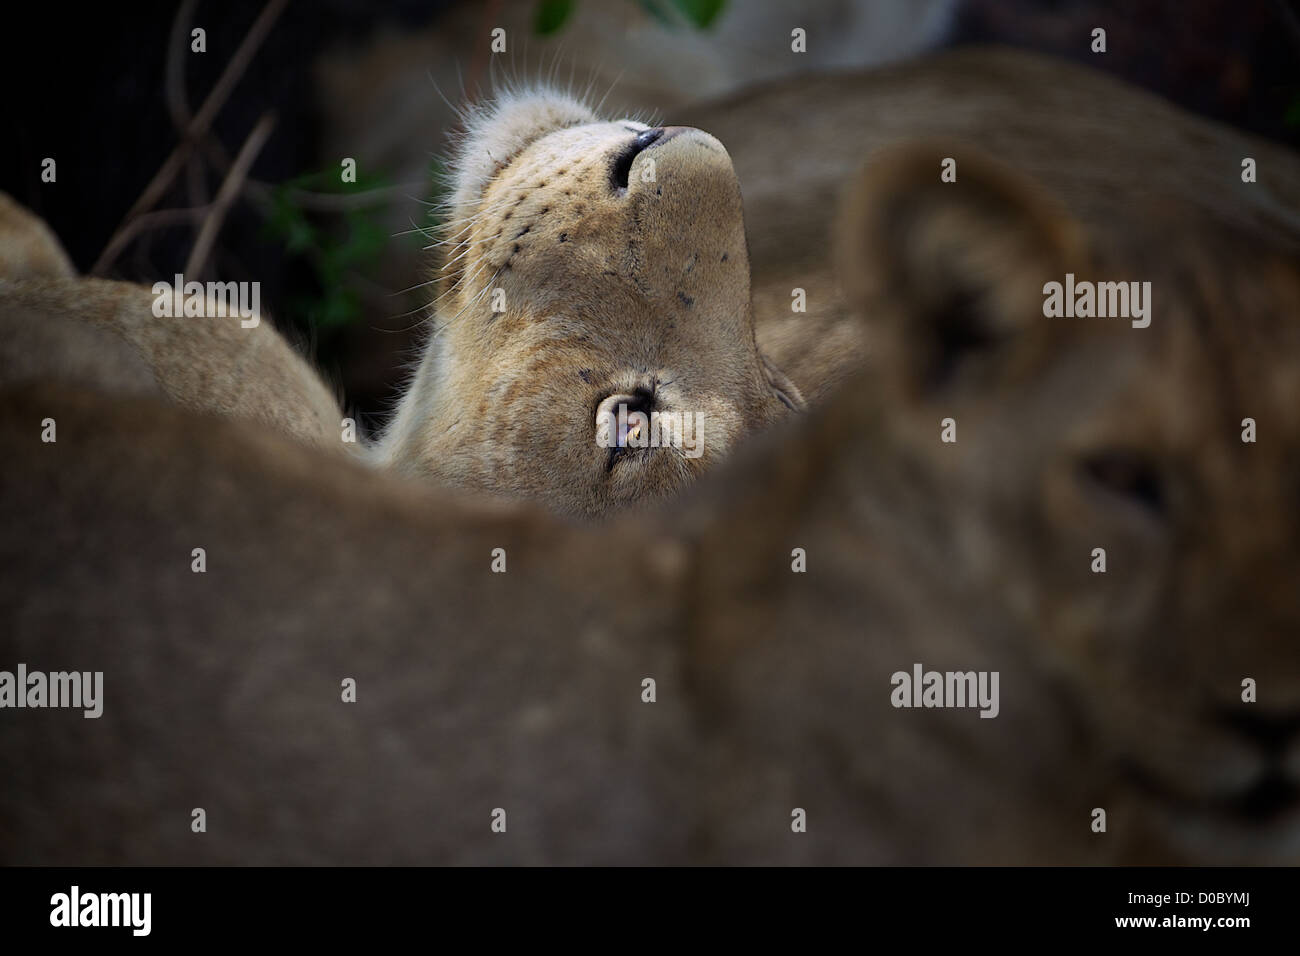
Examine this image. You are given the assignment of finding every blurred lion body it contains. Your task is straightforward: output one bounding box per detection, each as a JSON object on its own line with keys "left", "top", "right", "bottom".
{"left": 683, "top": 47, "right": 1300, "bottom": 401}
{"left": 0, "top": 276, "right": 344, "bottom": 451}
{"left": 0, "top": 194, "right": 344, "bottom": 451}
{"left": 721, "top": 141, "right": 1300, "bottom": 865}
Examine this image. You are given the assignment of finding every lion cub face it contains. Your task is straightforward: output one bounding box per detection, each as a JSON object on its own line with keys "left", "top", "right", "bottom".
{"left": 379, "top": 91, "right": 801, "bottom": 518}
{"left": 838, "top": 144, "right": 1300, "bottom": 863}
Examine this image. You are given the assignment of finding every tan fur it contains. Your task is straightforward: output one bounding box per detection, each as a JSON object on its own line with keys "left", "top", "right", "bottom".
{"left": 0, "top": 193, "right": 75, "bottom": 279}
{"left": 0, "top": 196, "right": 344, "bottom": 452}
{"left": 0, "top": 292, "right": 162, "bottom": 399}
{"left": 682, "top": 47, "right": 1300, "bottom": 401}
{"left": 794, "top": 143, "right": 1300, "bottom": 864}
{"left": 0, "top": 275, "right": 344, "bottom": 453}
{"left": 376, "top": 90, "right": 803, "bottom": 518}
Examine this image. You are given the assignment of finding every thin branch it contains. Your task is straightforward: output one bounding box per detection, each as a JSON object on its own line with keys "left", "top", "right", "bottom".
{"left": 183, "top": 120, "right": 418, "bottom": 214}
{"left": 245, "top": 181, "right": 426, "bottom": 210}
{"left": 189, "top": 135, "right": 420, "bottom": 211}
{"left": 166, "top": 0, "right": 211, "bottom": 209}
{"left": 165, "top": 0, "right": 200, "bottom": 133}
{"left": 94, "top": 205, "right": 213, "bottom": 274}
{"left": 184, "top": 112, "right": 277, "bottom": 279}
{"left": 92, "top": 0, "right": 290, "bottom": 275}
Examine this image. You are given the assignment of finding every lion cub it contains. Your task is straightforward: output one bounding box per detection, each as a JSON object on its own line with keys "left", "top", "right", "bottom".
{"left": 374, "top": 89, "right": 802, "bottom": 518}
{"left": 1, "top": 88, "right": 802, "bottom": 519}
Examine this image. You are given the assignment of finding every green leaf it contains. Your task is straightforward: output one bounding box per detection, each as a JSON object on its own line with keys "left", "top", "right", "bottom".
{"left": 262, "top": 188, "right": 317, "bottom": 253}
{"left": 259, "top": 167, "right": 399, "bottom": 332}
{"left": 671, "top": 0, "right": 724, "bottom": 29}
{"left": 338, "top": 214, "right": 386, "bottom": 266}
{"left": 316, "top": 289, "right": 361, "bottom": 330}
{"left": 534, "top": 0, "right": 574, "bottom": 35}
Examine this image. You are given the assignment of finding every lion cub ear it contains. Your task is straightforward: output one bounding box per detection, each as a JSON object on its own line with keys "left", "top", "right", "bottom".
{"left": 833, "top": 142, "right": 1087, "bottom": 395}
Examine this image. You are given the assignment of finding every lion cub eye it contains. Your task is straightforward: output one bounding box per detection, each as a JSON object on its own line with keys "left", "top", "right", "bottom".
{"left": 1079, "top": 450, "right": 1167, "bottom": 517}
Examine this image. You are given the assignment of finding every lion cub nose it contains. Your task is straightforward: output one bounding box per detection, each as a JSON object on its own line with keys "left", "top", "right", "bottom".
{"left": 635, "top": 127, "right": 692, "bottom": 152}
{"left": 633, "top": 127, "right": 665, "bottom": 151}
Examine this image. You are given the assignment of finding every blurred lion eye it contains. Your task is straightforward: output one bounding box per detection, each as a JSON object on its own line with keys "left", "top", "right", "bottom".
{"left": 1079, "top": 451, "right": 1167, "bottom": 516}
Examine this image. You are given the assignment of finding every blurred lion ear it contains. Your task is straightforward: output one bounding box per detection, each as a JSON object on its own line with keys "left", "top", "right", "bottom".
{"left": 0, "top": 192, "right": 76, "bottom": 280}
{"left": 833, "top": 142, "right": 1087, "bottom": 393}
{"left": 761, "top": 353, "right": 806, "bottom": 412}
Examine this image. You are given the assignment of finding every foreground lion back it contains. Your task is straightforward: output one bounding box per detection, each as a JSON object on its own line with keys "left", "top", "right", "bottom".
{"left": 0, "top": 371, "right": 1098, "bottom": 865}
{"left": 0, "top": 381, "right": 694, "bottom": 864}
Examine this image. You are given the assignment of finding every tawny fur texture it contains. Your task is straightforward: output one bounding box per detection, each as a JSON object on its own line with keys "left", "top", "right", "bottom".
{"left": 682, "top": 46, "right": 1300, "bottom": 403}
{"left": 0, "top": 193, "right": 75, "bottom": 280}
{"left": 0, "top": 196, "right": 345, "bottom": 453}
{"left": 2, "top": 137, "right": 1298, "bottom": 865}
{"left": 375, "top": 88, "right": 803, "bottom": 519}
{"left": 686, "top": 145, "right": 1300, "bottom": 865}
